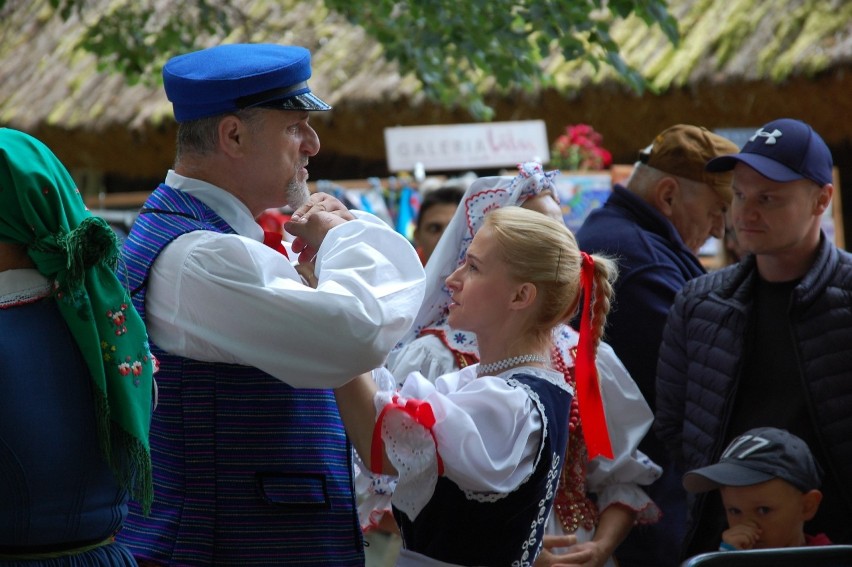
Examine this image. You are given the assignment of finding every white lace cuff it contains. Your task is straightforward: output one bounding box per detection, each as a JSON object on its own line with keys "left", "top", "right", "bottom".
{"left": 596, "top": 483, "right": 662, "bottom": 525}
{"left": 375, "top": 396, "right": 441, "bottom": 521}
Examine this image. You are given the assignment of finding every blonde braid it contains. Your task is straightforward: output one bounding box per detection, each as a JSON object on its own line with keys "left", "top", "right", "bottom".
{"left": 587, "top": 253, "right": 617, "bottom": 349}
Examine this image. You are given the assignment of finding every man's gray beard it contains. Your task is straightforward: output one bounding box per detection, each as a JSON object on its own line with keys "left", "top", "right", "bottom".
{"left": 286, "top": 179, "right": 310, "bottom": 209}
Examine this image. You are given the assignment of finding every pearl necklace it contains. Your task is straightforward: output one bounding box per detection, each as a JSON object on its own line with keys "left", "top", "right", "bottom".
{"left": 477, "top": 353, "right": 548, "bottom": 376}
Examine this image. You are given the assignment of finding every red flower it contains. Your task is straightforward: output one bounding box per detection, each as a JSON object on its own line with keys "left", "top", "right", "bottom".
{"left": 550, "top": 124, "right": 612, "bottom": 171}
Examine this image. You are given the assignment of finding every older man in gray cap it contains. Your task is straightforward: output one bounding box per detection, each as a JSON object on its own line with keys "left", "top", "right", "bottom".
{"left": 119, "top": 43, "right": 425, "bottom": 565}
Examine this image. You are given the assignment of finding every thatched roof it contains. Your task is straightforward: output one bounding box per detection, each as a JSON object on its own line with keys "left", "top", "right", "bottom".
{"left": 613, "top": 0, "right": 852, "bottom": 88}
{"left": 1, "top": 0, "right": 851, "bottom": 185}
{"left": 0, "top": 0, "right": 417, "bottom": 129}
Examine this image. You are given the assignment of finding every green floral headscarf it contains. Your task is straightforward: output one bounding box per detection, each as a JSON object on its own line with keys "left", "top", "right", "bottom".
{"left": 0, "top": 128, "right": 153, "bottom": 513}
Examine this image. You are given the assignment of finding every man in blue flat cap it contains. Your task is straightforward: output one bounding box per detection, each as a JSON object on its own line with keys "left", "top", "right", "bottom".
{"left": 118, "top": 43, "right": 425, "bottom": 565}
{"left": 655, "top": 118, "right": 852, "bottom": 560}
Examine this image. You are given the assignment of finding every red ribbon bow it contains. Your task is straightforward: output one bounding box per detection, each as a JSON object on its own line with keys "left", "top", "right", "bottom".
{"left": 575, "top": 252, "right": 614, "bottom": 459}
{"left": 372, "top": 396, "right": 444, "bottom": 475}
{"left": 263, "top": 231, "right": 289, "bottom": 258}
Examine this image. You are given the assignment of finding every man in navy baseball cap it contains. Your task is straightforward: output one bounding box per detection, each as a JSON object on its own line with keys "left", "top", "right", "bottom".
{"left": 656, "top": 116, "right": 852, "bottom": 558}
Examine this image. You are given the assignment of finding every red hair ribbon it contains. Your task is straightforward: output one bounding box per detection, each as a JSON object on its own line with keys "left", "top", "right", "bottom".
{"left": 575, "top": 252, "right": 614, "bottom": 459}
{"left": 371, "top": 396, "right": 445, "bottom": 476}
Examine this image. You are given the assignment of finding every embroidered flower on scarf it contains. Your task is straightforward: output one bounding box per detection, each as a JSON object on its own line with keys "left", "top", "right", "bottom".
{"left": 101, "top": 340, "right": 117, "bottom": 362}
{"left": 106, "top": 344, "right": 151, "bottom": 386}
{"left": 107, "top": 303, "right": 128, "bottom": 336}
{"left": 117, "top": 357, "right": 141, "bottom": 384}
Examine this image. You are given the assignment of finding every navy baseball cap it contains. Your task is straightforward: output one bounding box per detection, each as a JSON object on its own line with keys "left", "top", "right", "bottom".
{"left": 706, "top": 118, "right": 833, "bottom": 187}
{"left": 683, "top": 427, "right": 823, "bottom": 494}
{"left": 163, "top": 44, "right": 331, "bottom": 123}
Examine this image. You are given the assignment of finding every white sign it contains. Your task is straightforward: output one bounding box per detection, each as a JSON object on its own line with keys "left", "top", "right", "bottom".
{"left": 384, "top": 120, "right": 549, "bottom": 172}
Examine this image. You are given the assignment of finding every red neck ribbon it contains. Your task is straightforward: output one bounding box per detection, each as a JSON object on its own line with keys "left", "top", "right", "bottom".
{"left": 574, "top": 252, "right": 614, "bottom": 459}
{"left": 263, "top": 231, "right": 290, "bottom": 258}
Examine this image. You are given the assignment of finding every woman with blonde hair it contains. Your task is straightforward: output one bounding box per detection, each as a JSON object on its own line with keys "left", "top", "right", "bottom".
{"left": 356, "top": 163, "right": 660, "bottom": 567}
{"left": 336, "top": 193, "right": 627, "bottom": 565}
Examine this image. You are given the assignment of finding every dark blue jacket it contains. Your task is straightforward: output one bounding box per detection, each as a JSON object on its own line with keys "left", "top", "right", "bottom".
{"left": 576, "top": 184, "right": 705, "bottom": 567}
{"left": 656, "top": 234, "right": 852, "bottom": 553}
{"left": 0, "top": 297, "right": 136, "bottom": 565}
{"left": 576, "top": 185, "right": 705, "bottom": 428}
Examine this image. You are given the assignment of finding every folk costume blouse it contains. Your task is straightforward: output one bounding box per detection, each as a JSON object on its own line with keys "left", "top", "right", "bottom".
{"left": 386, "top": 326, "right": 662, "bottom": 563}
{"left": 373, "top": 364, "right": 572, "bottom": 566}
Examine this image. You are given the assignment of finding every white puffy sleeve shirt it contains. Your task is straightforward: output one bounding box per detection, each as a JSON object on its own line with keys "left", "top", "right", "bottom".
{"left": 385, "top": 332, "right": 661, "bottom": 526}
{"left": 144, "top": 172, "right": 426, "bottom": 389}
{"left": 387, "top": 333, "right": 458, "bottom": 387}
{"left": 373, "top": 365, "right": 571, "bottom": 519}
{"left": 584, "top": 341, "right": 661, "bottom": 518}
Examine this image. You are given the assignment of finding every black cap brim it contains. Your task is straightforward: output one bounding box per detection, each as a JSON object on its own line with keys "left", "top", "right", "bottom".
{"left": 267, "top": 92, "right": 331, "bottom": 112}
{"left": 706, "top": 153, "right": 804, "bottom": 183}
{"left": 683, "top": 462, "right": 775, "bottom": 493}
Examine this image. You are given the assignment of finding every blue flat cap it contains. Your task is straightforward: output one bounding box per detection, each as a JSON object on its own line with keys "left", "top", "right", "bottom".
{"left": 163, "top": 44, "right": 331, "bottom": 123}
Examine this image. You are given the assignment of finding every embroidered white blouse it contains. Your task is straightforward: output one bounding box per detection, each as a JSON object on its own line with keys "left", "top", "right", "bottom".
{"left": 388, "top": 332, "right": 661, "bottom": 515}
{"left": 0, "top": 269, "right": 52, "bottom": 307}
{"left": 369, "top": 327, "right": 661, "bottom": 561}
{"left": 372, "top": 364, "right": 571, "bottom": 521}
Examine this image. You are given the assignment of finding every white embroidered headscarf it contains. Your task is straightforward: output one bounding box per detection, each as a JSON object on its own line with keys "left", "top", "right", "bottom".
{"left": 389, "top": 162, "right": 560, "bottom": 360}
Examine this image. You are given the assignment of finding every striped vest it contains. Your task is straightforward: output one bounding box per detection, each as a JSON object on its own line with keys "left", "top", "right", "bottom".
{"left": 394, "top": 373, "right": 572, "bottom": 566}
{"left": 119, "top": 185, "right": 363, "bottom": 566}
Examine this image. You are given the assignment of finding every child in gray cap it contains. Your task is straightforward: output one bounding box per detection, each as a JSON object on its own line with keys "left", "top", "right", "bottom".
{"left": 683, "top": 427, "right": 830, "bottom": 550}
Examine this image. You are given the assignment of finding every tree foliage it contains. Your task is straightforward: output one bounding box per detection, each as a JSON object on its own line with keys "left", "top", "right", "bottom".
{"left": 7, "top": 0, "right": 678, "bottom": 120}
{"left": 324, "top": 0, "right": 678, "bottom": 119}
